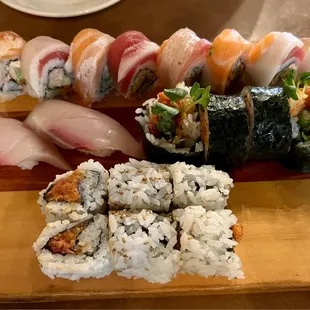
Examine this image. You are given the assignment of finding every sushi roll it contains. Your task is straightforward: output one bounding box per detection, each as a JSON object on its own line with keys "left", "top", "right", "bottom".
{"left": 107, "top": 31, "right": 159, "bottom": 99}
{"left": 107, "top": 159, "right": 173, "bottom": 212}
{"left": 201, "top": 29, "right": 251, "bottom": 95}
{"left": 135, "top": 82, "right": 210, "bottom": 165}
{"left": 33, "top": 214, "right": 113, "bottom": 280}
{"left": 21, "top": 36, "right": 72, "bottom": 99}
{"left": 241, "top": 86, "right": 292, "bottom": 160}
{"left": 207, "top": 94, "right": 250, "bottom": 168}
{"left": 65, "top": 29, "right": 114, "bottom": 106}
{"left": 157, "top": 28, "right": 211, "bottom": 88}
{"left": 243, "top": 32, "right": 304, "bottom": 86}
{"left": 38, "top": 160, "right": 109, "bottom": 222}
{"left": 108, "top": 209, "right": 180, "bottom": 283}
{"left": 173, "top": 206, "right": 244, "bottom": 280}
{"left": 0, "top": 31, "right": 26, "bottom": 102}
{"left": 169, "top": 163, "right": 233, "bottom": 210}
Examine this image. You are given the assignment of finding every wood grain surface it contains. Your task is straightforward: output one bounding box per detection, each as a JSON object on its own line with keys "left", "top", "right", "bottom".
{"left": 0, "top": 179, "right": 309, "bottom": 302}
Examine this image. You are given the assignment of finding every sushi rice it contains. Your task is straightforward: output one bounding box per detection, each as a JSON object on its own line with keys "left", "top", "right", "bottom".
{"left": 170, "top": 162, "right": 233, "bottom": 210}
{"left": 33, "top": 214, "right": 113, "bottom": 281}
{"left": 38, "top": 159, "right": 109, "bottom": 222}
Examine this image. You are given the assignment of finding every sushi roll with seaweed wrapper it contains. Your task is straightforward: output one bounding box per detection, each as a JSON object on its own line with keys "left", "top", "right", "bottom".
{"left": 107, "top": 31, "right": 159, "bottom": 99}
{"left": 107, "top": 159, "right": 172, "bottom": 212}
{"left": 135, "top": 82, "right": 210, "bottom": 165}
{"left": 38, "top": 160, "right": 109, "bottom": 222}
{"left": 243, "top": 32, "right": 304, "bottom": 87}
{"left": 173, "top": 206, "right": 244, "bottom": 280}
{"left": 21, "top": 36, "right": 72, "bottom": 99}
{"left": 0, "top": 31, "right": 26, "bottom": 102}
{"left": 157, "top": 28, "right": 211, "bottom": 88}
{"left": 169, "top": 163, "right": 233, "bottom": 210}
{"left": 241, "top": 86, "right": 292, "bottom": 160}
{"left": 207, "top": 94, "right": 250, "bottom": 168}
{"left": 33, "top": 214, "right": 113, "bottom": 280}
{"left": 108, "top": 209, "right": 180, "bottom": 283}
{"left": 65, "top": 29, "right": 114, "bottom": 107}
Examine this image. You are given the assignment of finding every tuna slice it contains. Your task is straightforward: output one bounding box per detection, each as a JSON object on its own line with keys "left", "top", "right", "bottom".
{"left": 24, "top": 99, "right": 143, "bottom": 158}
{"left": 0, "top": 118, "right": 70, "bottom": 170}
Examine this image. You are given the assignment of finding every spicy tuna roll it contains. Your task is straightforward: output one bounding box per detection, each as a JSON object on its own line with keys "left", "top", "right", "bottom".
{"left": 21, "top": 36, "right": 72, "bottom": 99}
{"left": 38, "top": 160, "right": 109, "bottom": 222}
{"left": 33, "top": 214, "right": 113, "bottom": 280}
{"left": 173, "top": 206, "right": 244, "bottom": 280}
{"left": 135, "top": 82, "right": 210, "bottom": 165}
{"left": 108, "top": 209, "right": 180, "bottom": 283}
{"left": 0, "top": 31, "right": 26, "bottom": 102}
{"left": 169, "top": 162, "right": 233, "bottom": 210}
{"left": 107, "top": 159, "right": 172, "bottom": 212}
{"left": 107, "top": 31, "right": 159, "bottom": 99}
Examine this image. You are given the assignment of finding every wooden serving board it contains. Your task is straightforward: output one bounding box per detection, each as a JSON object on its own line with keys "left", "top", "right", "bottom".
{"left": 1, "top": 179, "right": 310, "bottom": 302}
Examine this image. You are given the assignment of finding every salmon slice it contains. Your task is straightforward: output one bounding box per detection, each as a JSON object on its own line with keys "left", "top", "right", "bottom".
{"left": 157, "top": 28, "right": 211, "bottom": 88}
{"left": 66, "top": 29, "right": 114, "bottom": 106}
{"left": 201, "top": 29, "right": 250, "bottom": 94}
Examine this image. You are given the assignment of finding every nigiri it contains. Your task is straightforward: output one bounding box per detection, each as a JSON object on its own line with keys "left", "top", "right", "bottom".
{"left": 21, "top": 36, "right": 72, "bottom": 100}
{"left": 0, "top": 118, "right": 70, "bottom": 170}
{"left": 24, "top": 99, "right": 143, "bottom": 158}
{"left": 107, "top": 31, "right": 159, "bottom": 99}
{"left": 65, "top": 29, "right": 114, "bottom": 106}
{"left": 157, "top": 28, "right": 211, "bottom": 88}
{"left": 201, "top": 29, "right": 251, "bottom": 94}
{"left": 0, "top": 31, "right": 26, "bottom": 102}
{"left": 243, "top": 32, "right": 304, "bottom": 86}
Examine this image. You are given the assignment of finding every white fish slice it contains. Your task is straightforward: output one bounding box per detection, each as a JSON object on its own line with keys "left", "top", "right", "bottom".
{"left": 24, "top": 99, "right": 143, "bottom": 159}
{"left": 0, "top": 118, "right": 70, "bottom": 170}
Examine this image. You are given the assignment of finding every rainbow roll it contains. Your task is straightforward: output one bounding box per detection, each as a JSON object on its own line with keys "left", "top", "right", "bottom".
{"left": 21, "top": 36, "right": 72, "bottom": 99}
{"left": 0, "top": 31, "right": 26, "bottom": 102}
{"left": 107, "top": 31, "right": 159, "bottom": 99}
{"left": 157, "top": 28, "right": 211, "bottom": 88}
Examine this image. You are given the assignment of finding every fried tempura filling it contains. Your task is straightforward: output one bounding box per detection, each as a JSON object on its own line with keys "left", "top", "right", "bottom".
{"left": 45, "top": 170, "right": 86, "bottom": 203}
{"left": 232, "top": 222, "right": 243, "bottom": 243}
{"left": 45, "top": 221, "right": 90, "bottom": 255}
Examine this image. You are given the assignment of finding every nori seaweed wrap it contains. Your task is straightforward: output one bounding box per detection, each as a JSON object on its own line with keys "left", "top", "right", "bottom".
{"left": 242, "top": 86, "right": 292, "bottom": 160}
{"left": 207, "top": 95, "right": 250, "bottom": 168}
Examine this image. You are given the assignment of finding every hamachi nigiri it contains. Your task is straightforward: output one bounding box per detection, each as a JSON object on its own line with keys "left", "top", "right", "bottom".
{"left": 24, "top": 99, "right": 143, "bottom": 158}
{"left": 107, "top": 31, "right": 159, "bottom": 99}
{"left": 201, "top": 29, "right": 251, "bottom": 94}
{"left": 21, "top": 36, "right": 72, "bottom": 99}
{"left": 157, "top": 28, "right": 211, "bottom": 89}
{"left": 0, "top": 31, "right": 26, "bottom": 102}
{"left": 0, "top": 118, "right": 70, "bottom": 170}
{"left": 243, "top": 32, "right": 304, "bottom": 86}
{"left": 65, "top": 29, "right": 114, "bottom": 106}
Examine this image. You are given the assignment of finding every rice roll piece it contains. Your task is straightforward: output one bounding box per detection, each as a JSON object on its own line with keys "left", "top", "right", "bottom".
{"left": 241, "top": 86, "right": 292, "bottom": 160}
{"left": 65, "top": 29, "right": 114, "bottom": 106}
{"left": 33, "top": 214, "right": 113, "bottom": 280}
{"left": 107, "top": 31, "right": 159, "bottom": 99}
{"left": 201, "top": 29, "right": 251, "bottom": 94}
{"left": 135, "top": 82, "right": 210, "bottom": 165}
{"left": 169, "top": 162, "right": 233, "bottom": 210}
{"left": 0, "top": 118, "right": 70, "bottom": 170}
{"left": 0, "top": 31, "right": 26, "bottom": 102}
{"left": 24, "top": 99, "right": 143, "bottom": 159}
{"left": 207, "top": 94, "right": 250, "bottom": 168}
{"left": 21, "top": 36, "right": 72, "bottom": 99}
{"left": 108, "top": 209, "right": 180, "bottom": 283}
{"left": 107, "top": 159, "right": 172, "bottom": 212}
{"left": 243, "top": 32, "right": 304, "bottom": 86}
{"left": 173, "top": 206, "right": 244, "bottom": 280}
{"left": 38, "top": 160, "right": 108, "bottom": 222}
{"left": 157, "top": 28, "right": 211, "bottom": 88}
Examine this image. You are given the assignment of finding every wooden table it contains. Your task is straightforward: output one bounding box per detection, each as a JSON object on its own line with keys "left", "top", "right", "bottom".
{"left": 1, "top": 0, "right": 310, "bottom": 308}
